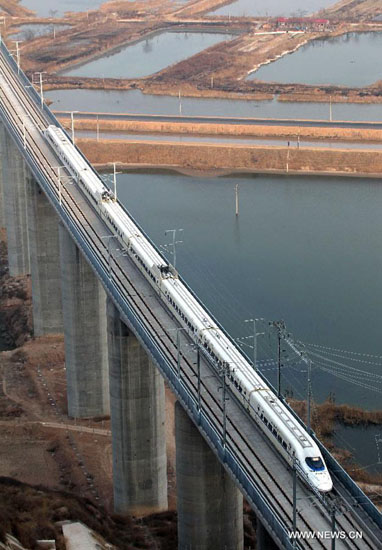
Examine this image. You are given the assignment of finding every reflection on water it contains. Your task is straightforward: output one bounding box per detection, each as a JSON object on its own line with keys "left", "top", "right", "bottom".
{"left": 211, "top": 0, "right": 334, "bottom": 17}
{"left": 250, "top": 33, "right": 382, "bottom": 87}
{"left": 115, "top": 171, "right": 382, "bottom": 410}
{"left": 46, "top": 88, "right": 382, "bottom": 121}
{"left": 62, "top": 32, "right": 235, "bottom": 79}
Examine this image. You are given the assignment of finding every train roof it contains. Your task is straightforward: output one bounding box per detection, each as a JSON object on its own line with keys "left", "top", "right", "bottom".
{"left": 263, "top": 394, "right": 313, "bottom": 449}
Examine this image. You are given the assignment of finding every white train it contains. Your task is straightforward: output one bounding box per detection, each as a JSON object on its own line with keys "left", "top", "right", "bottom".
{"left": 44, "top": 124, "right": 333, "bottom": 493}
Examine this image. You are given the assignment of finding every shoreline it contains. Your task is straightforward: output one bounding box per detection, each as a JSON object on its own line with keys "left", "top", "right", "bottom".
{"left": 76, "top": 137, "right": 382, "bottom": 178}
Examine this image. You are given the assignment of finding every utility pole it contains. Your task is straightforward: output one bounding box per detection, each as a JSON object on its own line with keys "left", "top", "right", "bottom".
{"left": 56, "top": 166, "right": 74, "bottom": 206}
{"left": 221, "top": 362, "right": 228, "bottom": 448}
{"left": 96, "top": 114, "right": 100, "bottom": 142}
{"left": 112, "top": 162, "right": 121, "bottom": 201}
{"left": 286, "top": 145, "right": 290, "bottom": 173}
{"left": 70, "top": 110, "right": 79, "bottom": 144}
{"left": 14, "top": 40, "right": 21, "bottom": 73}
{"left": 176, "top": 327, "right": 186, "bottom": 378}
{"left": 331, "top": 504, "right": 336, "bottom": 550}
{"left": 101, "top": 235, "right": 118, "bottom": 279}
{"left": 235, "top": 184, "right": 239, "bottom": 216}
{"left": 57, "top": 166, "right": 62, "bottom": 206}
{"left": 34, "top": 71, "right": 47, "bottom": 109}
{"left": 0, "top": 17, "right": 6, "bottom": 44}
{"left": 244, "top": 317, "right": 265, "bottom": 371}
{"left": 307, "top": 355, "right": 312, "bottom": 434}
{"left": 178, "top": 89, "right": 182, "bottom": 115}
{"left": 292, "top": 457, "right": 297, "bottom": 547}
{"left": 272, "top": 320, "right": 285, "bottom": 398}
{"left": 164, "top": 228, "right": 183, "bottom": 270}
{"left": 329, "top": 95, "right": 332, "bottom": 122}
{"left": 18, "top": 113, "right": 31, "bottom": 150}
{"left": 196, "top": 344, "right": 201, "bottom": 416}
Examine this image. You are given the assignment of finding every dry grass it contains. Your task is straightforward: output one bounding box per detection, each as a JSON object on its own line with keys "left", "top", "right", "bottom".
{"left": 62, "top": 117, "right": 382, "bottom": 143}
{"left": 0, "top": 477, "right": 155, "bottom": 550}
{"left": 77, "top": 138, "right": 382, "bottom": 177}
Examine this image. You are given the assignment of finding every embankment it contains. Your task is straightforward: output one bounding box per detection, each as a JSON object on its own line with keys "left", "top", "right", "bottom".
{"left": 59, "top": 117, "right": 382, "bottom": 143}
{"left": 77, "top": 138, "right": 382, "bottom": 177}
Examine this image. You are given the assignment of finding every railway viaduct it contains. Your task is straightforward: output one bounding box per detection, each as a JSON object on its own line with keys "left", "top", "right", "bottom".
{"left": 0, "top": 39, "right": 381, "bottom": 550}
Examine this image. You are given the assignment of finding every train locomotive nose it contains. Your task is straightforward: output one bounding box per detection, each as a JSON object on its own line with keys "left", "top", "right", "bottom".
{"left": 319, "top": 479, "right": 333, "bottom": 493}
{"left": 314, "top": 474, "right": 333, "bottom": 493}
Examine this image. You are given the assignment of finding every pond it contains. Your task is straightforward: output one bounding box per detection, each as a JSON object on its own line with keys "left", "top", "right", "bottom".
{"left": 62, "top": 32, "right": 236, "bottom": 79}
{"left": 211, "top": 0, "right": 334, "bottom": 17}
{"left": 249, "top": 33, "right": 382, "bottom": 87}
{"left": 20, "top": 0, "right": 107, "bottom": 17}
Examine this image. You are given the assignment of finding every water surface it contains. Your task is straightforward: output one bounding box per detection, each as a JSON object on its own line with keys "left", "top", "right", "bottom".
{"left": 333, "top": 425, "right": 382, "bottom": 474}
{"left": 62, "top": 32, "right": 235, "bottom": 79}
{"left": 115, "top": 171, "right": 382, "bottom": 410}
{"left": 250, "top": 33, "right": 382, "bottom": 87}
{"left": 211, "top": 0, "right": 333, "bottom": 17}
{"left": 21, "top": 0, "right": 106, "bottom": 17}
{"left": 47, "top": 88, "right": 382, "bottom": 121}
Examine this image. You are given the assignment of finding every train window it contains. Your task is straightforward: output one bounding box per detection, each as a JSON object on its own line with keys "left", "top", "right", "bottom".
{"left": 305, "top": 457, "right": 325, "bottom": 472}
{"left": 282, "top": 442, "right": 287, "bottom": 450}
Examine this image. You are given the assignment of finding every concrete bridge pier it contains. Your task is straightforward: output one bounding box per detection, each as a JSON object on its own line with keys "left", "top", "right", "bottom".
{"left": 59, "top": 223, "right": 109, "bottom": 418}
{"left": 175, "top": 401, "right": 244, "bottom": 550}
{"left": 27, "top": 176, "right": 63, "bottom": 335}
{"left": 0, "top": 125, "right": 30, "bottom": 276}
{"left": 107, "top": 298, "right": 168, "bottom": 516}
{"left": 256, "top": 518, "right": 279, "bottom": 550}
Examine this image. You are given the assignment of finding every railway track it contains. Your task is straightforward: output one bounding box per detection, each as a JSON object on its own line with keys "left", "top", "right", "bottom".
{"left": 0, "top": 50, "right": 380, "bottom": 550}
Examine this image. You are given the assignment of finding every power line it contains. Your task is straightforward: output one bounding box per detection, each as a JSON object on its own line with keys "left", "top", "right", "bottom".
{"left": 298, "top": 340, "right": 382, "bottom": 361}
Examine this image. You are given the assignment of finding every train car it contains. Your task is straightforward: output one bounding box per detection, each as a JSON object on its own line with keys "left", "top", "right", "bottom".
{"left": 44, "top": 124, "right": 333, "bottom": 493}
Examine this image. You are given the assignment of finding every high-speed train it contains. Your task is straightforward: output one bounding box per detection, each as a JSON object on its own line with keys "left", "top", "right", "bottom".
{"left": 44, "top": 124, "right": 333, "bottom": 493}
